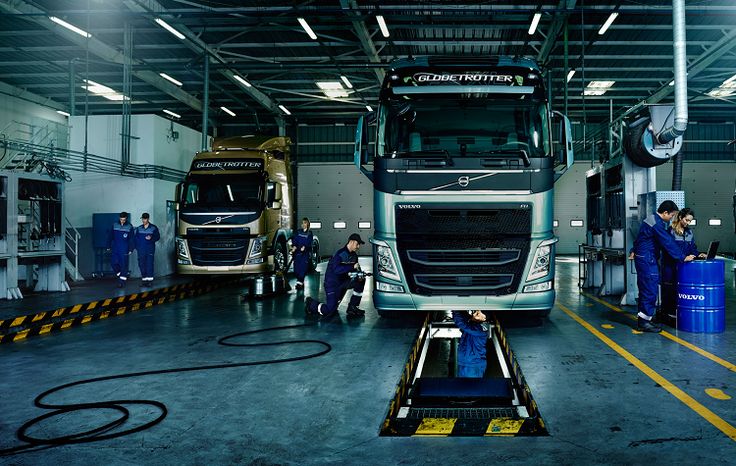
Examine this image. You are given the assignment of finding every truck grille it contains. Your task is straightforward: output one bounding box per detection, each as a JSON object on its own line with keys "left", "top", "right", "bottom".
{"left": 188, "top": 237, "right": 249, "bottom": 266}
{"left": 396, "top": 207, "right": 531, "bottom": 296}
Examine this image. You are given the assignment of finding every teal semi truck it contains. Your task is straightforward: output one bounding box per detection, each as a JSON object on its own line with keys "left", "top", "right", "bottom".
{"left": 354, "top": 56, "right": 573, "bottom": 316}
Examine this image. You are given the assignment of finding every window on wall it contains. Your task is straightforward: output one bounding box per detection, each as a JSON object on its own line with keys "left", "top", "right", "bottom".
{"left": 708, "top": 218, "right": 722, "bottom": 226}
{"left": 333, "top": 221, "right": 347, "bottom": 229}
{"left": 570, "top": 220, "right": 584, "bottom": 227}
{"left": 358, "top": 221, "right": 372, "bottom": 229}
{"left": 553, "top": 220, "right": 559, "bottom": 227}
{"left": 690, "top": 219, "right": 697, "bottom": 226}
{"left": 311, "top": 221, "right": 322, "bottom": 229}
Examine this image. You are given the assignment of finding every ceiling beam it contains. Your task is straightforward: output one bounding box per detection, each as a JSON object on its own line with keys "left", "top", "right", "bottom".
{"left": 537, "top": 0, "right": 576, "bottom": 65}
{"left": 0, "top": 0, "right": 204, "bottom": 112}
{"left": 340, "top": 0, "right": 385, "bottom": 84}
{"left": 123, "top": 0, "right": 280, "bottom": 116}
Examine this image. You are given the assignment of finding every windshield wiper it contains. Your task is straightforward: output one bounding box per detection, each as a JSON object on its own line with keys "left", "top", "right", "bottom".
{"left": 393, "top": 149, "right": 454, "bottom": 166}
{"left": 470, "top": 149, "right": 531, "bottom": 167}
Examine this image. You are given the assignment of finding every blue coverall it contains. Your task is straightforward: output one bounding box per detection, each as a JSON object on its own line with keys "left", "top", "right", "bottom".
{"left": 134, "top": 223, "right": 160, "bottom": 281}
{"left": 292, "top": 228, "right": 313, "bottom": 284}
{"left": 632, "top": 214, "right": 686, "bottom": 320}
{"left": 306, "top": 245, "right": 364, "bottom": 316}
{"left": 452, "top": 311, "right": 489, "bottom": 378}
{"left": 107, "top": 221, "right": 135, "bottom": 282}
{"left": 660, "top": 227, "right": 699, "bottom": 318}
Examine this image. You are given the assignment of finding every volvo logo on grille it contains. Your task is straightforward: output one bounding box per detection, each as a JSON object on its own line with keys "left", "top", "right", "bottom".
{"left": 215, "top": 217, "right": 222, "bottom": 224}
{"left": 458, "top": 176, "right": 470, "bottom": 188}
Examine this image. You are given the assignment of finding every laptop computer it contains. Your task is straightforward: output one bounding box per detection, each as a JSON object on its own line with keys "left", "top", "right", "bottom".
{"left": 694, "top": 241, "right": 719, "bottom": 260}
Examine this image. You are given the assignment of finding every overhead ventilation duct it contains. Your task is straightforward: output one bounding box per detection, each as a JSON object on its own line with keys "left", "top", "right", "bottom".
{"left": 624, "top": 0, "right": 688, "bottom": 168}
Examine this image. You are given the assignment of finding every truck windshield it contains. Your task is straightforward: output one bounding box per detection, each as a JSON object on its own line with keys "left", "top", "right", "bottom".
{"left": 182, "top": 174, "right": 263, "bottom": 209}
{"left": 378, "top": 97, "right": 550, "bottom": 159}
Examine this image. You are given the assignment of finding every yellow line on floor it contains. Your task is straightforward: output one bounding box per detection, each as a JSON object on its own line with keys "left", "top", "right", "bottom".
{"left": 581, "top": 291, "right": 736, "bottom": 373}
{"left": 557, "top": 301, "right": 736, "bottom": 442}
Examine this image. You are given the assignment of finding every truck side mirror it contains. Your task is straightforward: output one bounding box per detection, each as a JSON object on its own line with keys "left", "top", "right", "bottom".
{"left": 354, "top": 113, "right": 374, "bottom": 181}
{"left": 551, "top": 111, "right": 574, "bottom": 180}
{"left": 266, "top": 181, "right": 282, "bottom": 209}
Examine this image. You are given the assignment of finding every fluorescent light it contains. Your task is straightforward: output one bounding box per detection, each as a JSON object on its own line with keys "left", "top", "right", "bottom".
{"left": 278, "top": 105, "right": 291, "bottom": 115}
{"left": 159, "top": 73, "right": 183, "bottom": 87}
{"left": 366, "top": 105, "right": 374, "bottom": 112}
{"left": 297, "top": 17, "right": 317, "bottom": 40}
{"left": 598, "top": 12, "right": 619, "bottom": 35}
{"left": 707, "top": 88, "right": 736, "bottom": 98}
{"left": 316, "top": 81, "right": 343, "bottom": 90}
{"left": 233, "top": 74, "right": 252, "bottom": 88}
{"left": 155, "top": 18, "right": 185, "bottom": 40}
{"left": 323, "top": 90, "right": 349, "bottom": 98}
{"left": 566, "top": 69, "right": 576, "bottom": 83}
{"left": 49, "top": 16, "right": 91, "bottom": 38}
{"left": 316, "top": 81, "right": 349, "bottom": 98}
{"left": 163, "top": 109, "right": 181, "bottom": 119}
{"left": 669, "top": 80, "right": 675, "bottom": 86}
{"left": 528, "top": 13, "right": 542, "bottom": 35}
{"left": 376, "top": 15, "right": 390, "bottom": 38}
{"left": 56, "top": 110, "right": 71, "bottom": 117}
{"left": 340, "top": 75, "right": 353, "bottom": 89}
{"left": 584, "top": 80, "right": 615, "bottom": 96}
{"left": 220, "top": 106, "right": 236, "bottom": 117}
{"left": 81, "top": 79, "right": 126, "bottom": 101}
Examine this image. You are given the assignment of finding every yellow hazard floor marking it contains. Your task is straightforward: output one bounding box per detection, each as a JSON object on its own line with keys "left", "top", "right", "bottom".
{"left": 39, "top": 324, "right": 53, "bottom": 335}
{"left": 10, "top": 316, "right": 26, "bottom": 327}
{"left": 71, "top": 304, "right": 82, "bottom": 313}
{"left": 87, "top": 301, "right": 98, "bottom": 310}
{"left": 32, "top": 312, "right": 46, "bottom": 322}
{"left": 558, "top": 301, "right": 736, "bottom": 442}
{"left": 102, "top": 298, "right": 112, "bottom": 306}
{"left": 61, "top": 320, "right": 73, "bottom": 329}
{"left": 486, "top": 419, "right": 524, "bottom": 435}
{"left": 581, "top": 291, "right": 736, "bottom": 373}
{"left": 13, "top": 329, "right": 30, "bottom": 341}
{"left": 601, "top": 324, "right": 614, "bottom": 329}
{"left": 705, "top": 388, "right": 732, "bottom": 401}
{"left": 414, "top": 418, "right": 456, "bottom": 436}
{"left": 81, "top": 315, "right": 92, "bottom": 324}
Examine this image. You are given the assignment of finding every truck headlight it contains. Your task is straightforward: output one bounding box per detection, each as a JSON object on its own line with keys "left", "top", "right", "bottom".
{"left": 176, "top": 237, "right": 189, "bottom": 259}
{"left": 250, "top": 236, "right": 267, "bottom": 257}
{"left": 526, "top": 238, "right": 557, "bottom": 282}
{"left": 375, "top": 244, "right": 400, "bottom": 282}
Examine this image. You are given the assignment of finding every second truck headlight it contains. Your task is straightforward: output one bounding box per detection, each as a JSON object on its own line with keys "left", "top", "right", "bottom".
{"left": 526, "top": 241, "right": 554, "bottom": 282}
{"left": 376, "top": 244, "right": 400, "bottom": 282}
{"left": 250, "top": 236, "right": 267, "bottom": 257}
{"left": 176, "top": 237, "right": 189, "bottom": 259}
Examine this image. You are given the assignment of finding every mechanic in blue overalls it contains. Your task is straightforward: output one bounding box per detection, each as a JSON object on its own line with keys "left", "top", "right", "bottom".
{"left": 305, "top": 233, "right": 365, "bottom": 319}
{"left": 291, "top": 217, "right": 313, "bottom": 290}
{"left": 660, "top": 208, "right": 706, "bottom": 325}
{"left": 452, "top": 310, "right": 490, "bottom": 378}
{"left": 107, "top": 211, "right": 135, "bottom": 287}
{"left": 134, "top": 212, "right": 160, "bottom": 287}
{"left": 629, "top": 200, "right": 695, "bottom": 333}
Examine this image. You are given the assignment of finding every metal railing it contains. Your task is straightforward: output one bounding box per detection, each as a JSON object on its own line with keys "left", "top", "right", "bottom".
{"left": 64, "top": 216, "right": 83, "bottom": 282}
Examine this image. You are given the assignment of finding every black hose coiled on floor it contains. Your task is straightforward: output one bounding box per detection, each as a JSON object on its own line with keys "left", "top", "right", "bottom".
{"left": 1, "top": 322, "right": 329, "bottom": 456}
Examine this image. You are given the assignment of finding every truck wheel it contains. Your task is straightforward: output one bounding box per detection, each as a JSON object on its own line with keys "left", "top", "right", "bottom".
{"left": 309, "top": 240, "right": 320, "bottom": 271}
{"left": 273, "top": 241, "right": 287, "bottom": 272}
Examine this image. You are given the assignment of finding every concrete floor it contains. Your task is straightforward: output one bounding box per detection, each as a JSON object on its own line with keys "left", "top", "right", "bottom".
{"left": 1, "top": 257, "right": 735, "bottom": 465}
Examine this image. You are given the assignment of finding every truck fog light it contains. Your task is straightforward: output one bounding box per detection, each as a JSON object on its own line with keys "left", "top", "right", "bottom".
{"left": 247, "top": 257, "right": 265, "bottom": 265}
{"left": 177, "top": 258, "right": 191, "bottom": 265}
{"left": 523, "top": 280, "right": 552, "bottom": 293}
{"left": 376, "top": 281, "right": 404, "bottom": 293}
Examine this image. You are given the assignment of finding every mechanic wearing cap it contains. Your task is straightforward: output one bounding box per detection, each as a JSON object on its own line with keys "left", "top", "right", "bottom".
{"left": 107, "top": 211, "right": 135, "bottom": 287}
{"left": 306, "top": 233, "right": 366, "bottom": 319}
{"left": 134, "top": 212, "right": 160, "bottom": 287}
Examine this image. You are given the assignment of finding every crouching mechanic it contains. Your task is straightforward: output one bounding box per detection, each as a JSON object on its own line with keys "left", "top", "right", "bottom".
{"left": 107, "top": 211, "right": 135, "bottom": 287}
{"left": 306, "top": 233, "right": 366, "bottom": 319}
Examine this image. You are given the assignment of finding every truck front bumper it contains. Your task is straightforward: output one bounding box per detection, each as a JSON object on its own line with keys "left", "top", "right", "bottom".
{"left": 373, "top": 288, "right": 556, "bottom": 312}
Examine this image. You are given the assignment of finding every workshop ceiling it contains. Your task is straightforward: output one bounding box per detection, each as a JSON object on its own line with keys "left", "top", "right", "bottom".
{"left": 1, "top": 1, "right": 735, "bottom": 131}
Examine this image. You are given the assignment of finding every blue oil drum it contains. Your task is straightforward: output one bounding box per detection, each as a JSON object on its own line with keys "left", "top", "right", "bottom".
{"left": 677, "top": 260, "right": 725, "bottom": 333}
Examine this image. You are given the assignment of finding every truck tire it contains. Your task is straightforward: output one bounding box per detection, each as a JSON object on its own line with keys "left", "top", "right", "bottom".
{"left": 309, "top": 239, "right": 320, "bottom": 271}
{"left": 273, "top": 240, "right": 287, "bottom": 272}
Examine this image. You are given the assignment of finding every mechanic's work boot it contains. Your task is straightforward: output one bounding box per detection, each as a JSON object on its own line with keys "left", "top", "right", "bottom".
{"left": 305, "top": 297, "right": 316, "bottom": 316}
{"left": 637, "top": 318, "right": 662, "bottom": 333}
{"left": 347, "top": 305, "right": 365, "bottom": 318}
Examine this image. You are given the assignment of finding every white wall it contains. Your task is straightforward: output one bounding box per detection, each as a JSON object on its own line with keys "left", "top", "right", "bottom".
{"left": 0, "top": 89, "right": 67, "bottom": 136}
{"left": 67, "top": 114, "right": 201, "bottom": 276}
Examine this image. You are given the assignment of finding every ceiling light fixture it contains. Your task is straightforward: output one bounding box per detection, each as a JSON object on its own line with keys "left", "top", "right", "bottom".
{"left": 366, "top": 105, "right": 373, "bottom": 112}
{"left": 528, "top": 13, "right": 542, "bottom": 35}
{"left": 278, "top": 105, "right": 292, "bottom": 115}
{"left": 376, "top": 15, "right": 390, "bottom": 38}
{"left": 233, "top": 74, "right": 252, "bottom": 88}
{"left": 583, "top": 80, "right": 615, "bottom": 96}
{"left": 155, "top": 18, "right": 186, "bottom": 40}
{"left": 598, "top": 12, "right": 619, "bottom": 35}
{"left": 82, "top": 79, "right": 126, "bottom": 101}
{"left": 297, "top": 17, "right": 317, "bottom": 40}
{"left": 220, "top": 106, "right": 236, "bottom": 117}
{"left": 566, "top": 69, "right": 576, "bottom": 83}
{"left": 48, "top": 16, "right": 91, "bottom": 38}
{"left": 56, "top": 110, "right": 71, "bottom": 117}
{"left": 340, "top": 75, "right": 354, "bottom": 89}
{"left": 159, "top": 73, "right": 183, "bottom": 87}
{"left": 163, "top": 109, "right": 181, "bottom": 119}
